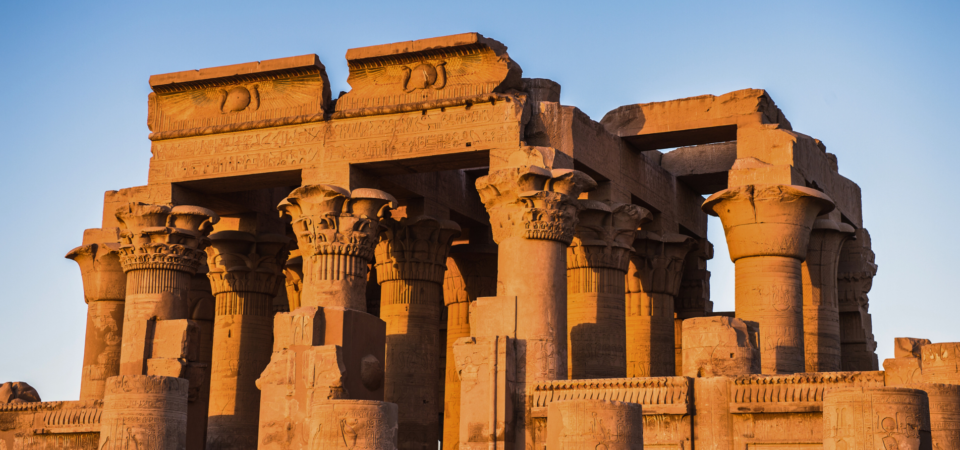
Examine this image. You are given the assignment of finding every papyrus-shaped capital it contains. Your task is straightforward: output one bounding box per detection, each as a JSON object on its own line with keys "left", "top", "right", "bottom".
{"left": 702, "top": 184, "right": 834, "bottom": 261}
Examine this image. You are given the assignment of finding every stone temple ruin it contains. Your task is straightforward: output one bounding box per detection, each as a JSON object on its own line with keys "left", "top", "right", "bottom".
{"left": 1, "top": 32, "right": 956, "bottom": 450}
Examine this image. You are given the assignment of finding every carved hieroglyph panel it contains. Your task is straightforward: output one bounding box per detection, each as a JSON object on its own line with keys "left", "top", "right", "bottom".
{"left": 546, "top": 399, "right": 643, "bottom": 450}
{"left": 823, "top": 387, "right": 931, "bottom": 450}
{"left": 148, "top": 100, "right": 523, "bottom": 184}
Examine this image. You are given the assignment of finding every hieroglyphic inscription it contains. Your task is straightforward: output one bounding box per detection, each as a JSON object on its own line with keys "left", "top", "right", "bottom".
{"left": 148, "top": 100, "right": 523, "bottom": 183}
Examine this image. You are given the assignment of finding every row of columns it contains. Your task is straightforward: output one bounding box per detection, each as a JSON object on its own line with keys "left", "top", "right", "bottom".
{"left": 69, "top": 173, "right": 869, "bottom": 449}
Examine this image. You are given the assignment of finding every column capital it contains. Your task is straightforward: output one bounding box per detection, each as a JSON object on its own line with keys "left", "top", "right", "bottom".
{"left": 66, "top": 240, "right": 126, "bottom": 303}
{"left": 115, "top": 203, "right": 219, "bottom": 274}
{"left": 568, "top": 201, "right": 650, "bottom": 272}
{"left": 375, "top": 215, "right": 460, "bottom": 285}
{"left": 838, "top": 227, "right": 878, "bottom": 312}
{"left": 476, "top": 166, "right": 597, "bottom": 245}
{"left": 627, "top": 231, "right": 697, "bottom": 297}
{"left": 278, "top": 185, "right": 397, "bottom": 263}
{"left": 702, "top": 184, "right": 834, "bottom": 261}
{"left": 443, "top": 246, "right": 498, "bottom": 307}
{"left": 205, "top": 231, "right": 290, "bottom": 297}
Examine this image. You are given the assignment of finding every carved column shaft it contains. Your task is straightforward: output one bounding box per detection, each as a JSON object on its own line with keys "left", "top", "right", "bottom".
{"left": 67, "top": 236, "right": 126, "bottom": 401}
{"left": 441, "top": 249, "right": 497, "bottom": 450}
{"left": 703, "top": 184, "right": 834, "bottom": 374}
{"left": 625, "top": 231, "right": 695, "bottom": 377}
{"left": 566, "top": 201, "right": 648, "bottom": 380}
{"left": 115, "top": 203, "right": 217, "bottom": 377}
{"left": 98, "top": 375, "right": 190, "bottom": 450}
{"left": 376, "top": 216, "right": 459, "bottom": 450}
{"left": 802, "top": 219, "right": 854, "bottom": 372}
{"left": 204, "top": 231, "right": 288, "bottom": 449}
{"left": 476, "top": 163, "right": 596, "bottom": 450}
{"left": 278, "top": 185, "right": 396, "bottom": 311}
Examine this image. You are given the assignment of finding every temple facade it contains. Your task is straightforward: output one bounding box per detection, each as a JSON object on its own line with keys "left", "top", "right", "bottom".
{"left": 1, "top": 33, "right": 956, "bottom": 450}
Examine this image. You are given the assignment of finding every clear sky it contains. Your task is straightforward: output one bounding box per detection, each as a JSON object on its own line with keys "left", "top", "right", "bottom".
{"left": 1, "top": 0, "right": 957, "bottom": 401}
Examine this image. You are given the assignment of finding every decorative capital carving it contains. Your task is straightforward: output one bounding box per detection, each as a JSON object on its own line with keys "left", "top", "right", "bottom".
{"left": 476, "top": 166, "right": 597, "bottom": 244}
{"left": 204, "top": 231, "right": 290, "bottom": 296}
{"left": 702, "top": 184, "right": 834, "bottom": 261}
{"left": 375, "top": 215, "right": 461, "bottom": 285}
{"left": 278, "top": 185, "right": 396, "bottom": 264}
{"left": 66, "top": 240, "right": 125, "bottom": 303}
{"left": 115, "top": 203, "right": 219, "bottom": 274}
{"left": 626, "top": 231, "right": 696, "bottom": 297}
{"left": 568, "top": 201, "right": 650, "bottom": 271}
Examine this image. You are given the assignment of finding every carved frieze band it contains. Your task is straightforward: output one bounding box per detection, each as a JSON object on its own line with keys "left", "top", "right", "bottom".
{"left": 728, "top": 371, "right": 885, "bottom": 413}
{"left": 530, "top": 377, "right": 692, "bottom": 416}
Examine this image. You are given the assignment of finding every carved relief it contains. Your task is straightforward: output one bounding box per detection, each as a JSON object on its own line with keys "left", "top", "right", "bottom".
{"left": 148, "top": 54, "right": 331, "bottom": 139}
{"left": 97, "top": 375, "right": 189, "bottom": 450}
{"left": 546, "top": 399, "right": 643, "bottom": 450}
{"left": 337, "top": 33, "right": 522, "bottom": 115}
{"left": 823, "top": 387, "right": 931, "bottom": 450}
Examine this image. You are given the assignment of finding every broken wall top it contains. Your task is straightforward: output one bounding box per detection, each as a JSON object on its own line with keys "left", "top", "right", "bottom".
{"left": 335, "top": 32, "right": 523, "bottom": 116}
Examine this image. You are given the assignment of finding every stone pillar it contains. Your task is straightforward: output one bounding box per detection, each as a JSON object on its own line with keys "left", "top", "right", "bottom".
{"left": 98, "top": 375, "right": 189, "bottom": 450}
{"left": 823, "top": 386, "right": 932, "bottom": 450}
{"left": 66, "top": 234, "right": 126, "bottom": 401}
{"left": 114, "top": 203, "right": 218, "bottom": 376}
{"left": 375, "top": 216, "right": 460, "bottom": 450}
{"left": 802, "top": 217, "right": 855, "bottom": 373}
{"left": 187, "top": 268, "right": 214, "bottom": 450}
{"left": 441, "top": 247, "right": 498, "bottom": 450}
{"left": 625, "top": 231, "right": 695, "bottom": 377}
{"left": 681, "top": 316, "right": 759, "bottom": 377}
{"left": 702, "top": 185, "right": 834, "bottom": 374}
{"left": 675, "top": 239, "right": 714, "bottom": 375}
{"left": 475, "top": 165, "right": 596, "bottom": 449}
{"left": 204, "top": 231, "right": 289, "bottom": 449}
{"left": 278, "top": 185, "right": 396, "bottom": 311}
{"left": 838, "top": 228, "right": 880, "bottom": 371}
{"left": 905, "top": 383, "right": 960, "bottom": 450}
{"left": 546, "top": 400, "right": 643, "bottom": 450}
{"left": 567, "top": 201, "right": 648, "bottom": 379}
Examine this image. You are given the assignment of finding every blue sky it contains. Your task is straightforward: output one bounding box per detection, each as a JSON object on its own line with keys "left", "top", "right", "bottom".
{"left": 1, "top": 0, "right": 957, "bottom": 400}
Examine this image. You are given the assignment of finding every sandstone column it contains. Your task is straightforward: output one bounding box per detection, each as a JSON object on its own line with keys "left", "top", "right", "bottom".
{"left": 567, "top": 201, "right": 648, "bottom": 379}
{"left": 823, "top": 386, "right": 932, "bottom": 450}
{"left": 114, "top": 203, "right": 218, "bottom": 376}
{"left": 675, "top": 239, "right": 714, "bottom": 375}
{"left": 702, "top": 185, "right": 834, "bottom": 374}
{"left": 441, "top": 246, "right": 497, "bottom": 450}
{"left": 801, "top": 217, "right": 855, "bottom": 372}
{"left": 838, "top": 228, "right": 880, "bottom": 371}
{"left": 905, "top": 383, "right": 960, "bottom": 450}
{"left": 66, "top": 234, "right": 126, "bottom": 401}
{"left": 475, "top": 165, "right": 596, "bottom": 449}
{"left": 681, "top": 316, "right": 759, "bottom": 377}
{"left": 375, "top": 216, "right": 460, "bottom": 450}
{"left": 278, "top": 185, "right": 396, "bottom": 311}
{"left": 546, "top": 400, "right": 643, "bottom": 450}
{"left": 625, "top": 231, "right": 695, "bottom": 377}
{"left": 98, "top": 375, "right": 190, "bottom": 450}
{"left": 204, "top": 231, "right": 289, "bottom": 449}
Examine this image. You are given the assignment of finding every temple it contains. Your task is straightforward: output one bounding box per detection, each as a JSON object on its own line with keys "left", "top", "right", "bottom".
{"left": 1, "top": 33, "right": 956, "bottom": 450}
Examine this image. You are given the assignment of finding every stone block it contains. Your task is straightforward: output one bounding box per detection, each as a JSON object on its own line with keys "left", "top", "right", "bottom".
{"left": 152, "top": 319, "right": 199, "bottom": 361}
{"left": 884, "top": 357, "right": 924, "bottom": 386}
{"left": 682, "top": 316, "right": 759, "bottom": 377}
{"left": 922, "top": 343, "right": 960, "bottom": 385}
{"left": 546, "top": 399, "right": 642, "bottom": 450}
{"left": 897, "top": 337, "right": 933, "bottom": 359}
{"left": 454, "top": 336, "right": 515, "bottom": 450}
